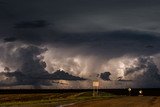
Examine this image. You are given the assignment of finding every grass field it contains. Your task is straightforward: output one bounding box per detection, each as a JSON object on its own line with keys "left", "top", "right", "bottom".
{"left": 0, "top": 91, "right": 114, "bottom": 107}
{"left": 1, "top": 90, "right": 160, "bottom": 107}
{"left": 67, "top": 96, "right": 160, "bottom": 107}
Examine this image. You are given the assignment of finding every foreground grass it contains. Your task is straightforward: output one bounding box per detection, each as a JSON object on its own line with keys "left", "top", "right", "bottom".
{"left": 0, "top": 92, "right": 115, "bottom": 107}
{"left": 67, "top": 96, "right": 160, "bottom": 107}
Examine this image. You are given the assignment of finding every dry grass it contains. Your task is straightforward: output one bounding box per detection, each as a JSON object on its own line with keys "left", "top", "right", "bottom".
{"left": 3, "top": 92, "right": 160, "bottom": 107}
{"left": 66, "top": 96, "right": 160, "bottom": 107}
{"left": 0, "top": 92, "right": 113, "bottom": 106}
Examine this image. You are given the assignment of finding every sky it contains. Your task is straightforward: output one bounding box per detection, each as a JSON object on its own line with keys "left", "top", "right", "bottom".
{"left": 0, "top": 0, "right": 160, "bottom": 88}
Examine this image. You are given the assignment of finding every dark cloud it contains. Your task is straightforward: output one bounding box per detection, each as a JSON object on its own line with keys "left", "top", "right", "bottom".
{"left": 125, "top": 56, "right": 160, "bottom": 88}
{"left": 1, "top": 0, "right": 160, "bottom": 34}
{"left": 8, "top": 45, "right": 49, "bottom": 85}
{"left": 4, "top": 67, "right": 10, "bottom": 72}
{"left": 47, "top": 30, "right": 160, "bottom": 58}
{"left": 100, "top": 72, "right": 111, "bottom": 81}
{"left": 0, "top": 45, "right": 85, "bottom": 86}
{"left": 4, "top": 70, "right": 85, "bottom": 86}
{"left": 14, "top": 20, "right": 48, "bottom": 29}
{"left": 145, "top": 44, "right": 154, "bottom": 49}
{"left": 0, "top": 0, "right": 160, "bottom": 88}
{"left": 50, "top": 70, "right": 85, "bottom": 80}
{"left": 0, "top": 1, "right": 6, "bottom": 5}
{"left": 10, "top": 30, "right": 160, "bottom": 58}
{"left": 4, "top": 37, "right": 17, "bottom": 42}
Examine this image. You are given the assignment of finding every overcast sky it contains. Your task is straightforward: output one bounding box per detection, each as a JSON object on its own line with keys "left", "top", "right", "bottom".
{"left": 0, "top": 0, "right": 160, "bottom": 33}
{"left": 0, "top": 0, "right": 160, "bottom": 88}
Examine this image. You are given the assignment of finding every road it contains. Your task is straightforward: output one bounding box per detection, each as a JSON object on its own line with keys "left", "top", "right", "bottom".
{"left": 66, "top": 96, "right": 160, "bottom": 107}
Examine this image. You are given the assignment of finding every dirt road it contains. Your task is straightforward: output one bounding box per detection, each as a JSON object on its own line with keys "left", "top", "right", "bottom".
{"left": 66, "top": 96, "right": 160, "bottom": 107}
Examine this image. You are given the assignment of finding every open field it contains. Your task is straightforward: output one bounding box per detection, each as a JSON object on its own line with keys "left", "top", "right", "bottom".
{"left": 66, "top": 96, "right": 160, "bottom": 107}
{"left": 0, "top": 91, "right": 113, "bottom": 107}
{"left": 0, "top": 89, "right": 160, "bottom": 107}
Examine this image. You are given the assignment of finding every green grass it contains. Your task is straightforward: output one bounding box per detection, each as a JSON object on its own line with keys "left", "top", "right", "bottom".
{"left": 0, "top": 92, "right": 115, "bottom": 106}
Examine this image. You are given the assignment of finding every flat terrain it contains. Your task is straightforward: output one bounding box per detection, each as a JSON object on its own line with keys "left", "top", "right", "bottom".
{"left": 66, "top": 96, "right": 160, "bottom": 107}
{"left": 1, "top": 90, "right": 160, "bottom": 107}
{"left": 0, "top": 92, "right": 113, "bottom": 107}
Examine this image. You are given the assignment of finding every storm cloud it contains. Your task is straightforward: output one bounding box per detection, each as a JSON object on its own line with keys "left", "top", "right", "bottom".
{"left": 0, "top": 44, "right": 85, "bottom": 86}
{"left": 9, "top": 30, "right": 160, "bottom": 58}
{"left": 100, "top": 72, "right": 111, "bottom": 81}
{"left": 124, "top": 56, "right": 160, "bottom": 88}
{"left": 14, "top": 20, "right": 48, "bottom": 29}
{"left": 0, "top": 0, "right": 160, "bottom": 88}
